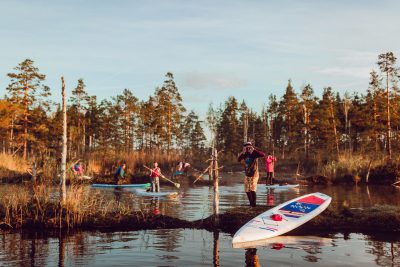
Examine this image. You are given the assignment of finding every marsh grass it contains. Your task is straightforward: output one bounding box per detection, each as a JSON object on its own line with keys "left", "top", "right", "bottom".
{"left": 0, "top": 183, "right": 152, "bottom": 229}
{"left": 0, "top": 153, "right": 29, "bottom": 181}
{"left": 317, "top": 154, "right": 384, "bottom": 183}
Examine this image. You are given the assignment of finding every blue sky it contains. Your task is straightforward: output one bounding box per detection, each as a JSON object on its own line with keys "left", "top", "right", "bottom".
{"left": 0, "top": 0, "right": 399, "bottom": 118}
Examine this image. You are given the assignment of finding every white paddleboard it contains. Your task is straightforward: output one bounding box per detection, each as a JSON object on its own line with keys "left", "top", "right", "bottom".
{"left": 232, "top": 192, "right": 331, "bottom": 244}
{"left": 265, "top": 184, "right": 299, "bottom": 189}
{"left": 135, "top": 188, "right": 178, "bottom": 197}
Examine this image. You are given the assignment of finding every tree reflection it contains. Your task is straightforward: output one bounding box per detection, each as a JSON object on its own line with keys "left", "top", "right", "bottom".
{"left": 367, "top": 238, "right": 400, "bottom": 266}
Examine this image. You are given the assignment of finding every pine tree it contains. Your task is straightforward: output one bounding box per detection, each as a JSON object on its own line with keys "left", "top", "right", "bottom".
{"left": 366, "top": 70, "right": 384, "bottom": 153}
{"left": 278, "top": 80, "right": 300, "bottom": 158}
{"left": 114, "top": 89, "right": 138, "bottom": 152}
{"left": 377, "top": 52, "right": 399, "bottom": 160}
{"left": 6, "top": 59, "right": 50, "bottom": 159}
{"left": 217, "top": 96, "right": 241, "bottom": 159}
{"left": 154, "top": 73, "right": 186, "bottom": 151}
{"left": 69, "top": 79, "right": 89, "bottom": 156}
{"left": 267, "top": 94, "right": 279, "bottom": 155}
{"left": 300, "top": 84, "right": 317, "bottom": 158}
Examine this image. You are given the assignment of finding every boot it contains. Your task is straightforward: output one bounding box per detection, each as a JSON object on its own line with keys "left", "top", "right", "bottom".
{"left": 246, "top": 192, "right": 252, "bottom": 206}
{"left": 250, "top": 191, "right": 257, "bottom": 207}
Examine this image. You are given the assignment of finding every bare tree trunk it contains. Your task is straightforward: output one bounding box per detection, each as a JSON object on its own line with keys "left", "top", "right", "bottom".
{"left": 23, "top": 82, "right": 28, "bottom": 160}
{"left": 167, "top": 107, "right": 172, "bottom": 153}
{"left": 60, "top": 77, "right": 67, "bottom": 203}
{"left": 343, "top": 97, "right": 350, "bottom": 154}
{"left": 373, "top": 100, "right": 378, "bottom": 153}
{"left": 9, "top": 116, "right": 14, "bottom": 154}
{"left": 212, "top": 147, "right": 219, "bottom": 226}
{"left": 329, "top": 98, "right": 340, "bottom": 159}
{"left": 386, "top": 72, "right": 392, "bottom": 161}
{"left": 302, "top": 103, "right": 308, "bottom": 157}
{"left": 243, "top": 111, "right": 248, "bottom": 142}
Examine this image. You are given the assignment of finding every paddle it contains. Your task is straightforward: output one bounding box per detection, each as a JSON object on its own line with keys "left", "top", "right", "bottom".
{"left": 143, "top": 165, "right": 181, "bottom": 188}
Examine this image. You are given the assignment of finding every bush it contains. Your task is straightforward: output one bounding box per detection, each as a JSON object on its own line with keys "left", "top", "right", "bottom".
{"left": 367, "top": 164, "right": 399, "bottom": 184}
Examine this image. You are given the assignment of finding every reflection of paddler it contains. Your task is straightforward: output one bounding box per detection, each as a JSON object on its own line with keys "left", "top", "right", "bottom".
{"left": 245, "top": 248, "right": 260, "bottom": 267}
{"left": 266, "top": 188, "right": 275, "bottom": 207}
{"left": 151, "top": 197, "right": 160, "bottom": 215}
{"left": 113, "top": 187, "right": 122, "bottom": 202}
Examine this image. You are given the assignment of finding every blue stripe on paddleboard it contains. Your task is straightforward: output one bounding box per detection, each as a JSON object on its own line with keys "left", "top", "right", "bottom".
{"left": 92, "top": 183, "right": 150, "bottom": 188}
{"left": 259, "top": 227, "right": 276, "bottom": 232}
{"left": 279, "top": 202, "right": 320, "bottom": 214}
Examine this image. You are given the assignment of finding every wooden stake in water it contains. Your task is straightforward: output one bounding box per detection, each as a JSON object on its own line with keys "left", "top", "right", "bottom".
{"left": 212, "top": 147, "right": 219, "bottom": 225}
{"left": 60, "top": 77, "right": 67, "bottom": 203}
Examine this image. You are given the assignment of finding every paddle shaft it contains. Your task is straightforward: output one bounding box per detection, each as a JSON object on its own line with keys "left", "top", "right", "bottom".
{"left": 143, "top": 165, "right": 180, "bottom": 188}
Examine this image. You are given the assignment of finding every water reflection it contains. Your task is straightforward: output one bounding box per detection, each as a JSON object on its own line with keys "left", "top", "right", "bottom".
{"left": 1, "top": 230, "right": 400, "bottom": 266}
{"left": 245, "top": 248, "right": 260, "bottom": 267}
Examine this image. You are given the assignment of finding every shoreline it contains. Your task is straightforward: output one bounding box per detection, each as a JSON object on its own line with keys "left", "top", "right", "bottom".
{"left": 2, "top": 205, "right": 399, "bottom": 237}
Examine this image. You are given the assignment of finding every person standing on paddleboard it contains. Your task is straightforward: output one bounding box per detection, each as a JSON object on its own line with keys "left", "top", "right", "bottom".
{"left": 264, "top": 154, "right": 277, "bottom": 185}
{"left": 238, "top": 142, "right": 265, "bottom": 207}
{"left": 150, "top": 162, "right": 161, "bottom": 192}
{"left": 114, "top": 163, "right": 126, "bottom": 184}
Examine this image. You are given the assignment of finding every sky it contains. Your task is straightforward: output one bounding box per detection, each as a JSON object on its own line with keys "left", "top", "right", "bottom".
{"left": 0, "top": 0, "right": 399, "bottom": 118}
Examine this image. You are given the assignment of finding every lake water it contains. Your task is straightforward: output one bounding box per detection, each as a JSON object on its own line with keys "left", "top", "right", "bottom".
{"left": 1, "top": 229, "right": 399, "bottom": 266}
{"left": 1, "top": 173, "right": 400, "bottom": 266}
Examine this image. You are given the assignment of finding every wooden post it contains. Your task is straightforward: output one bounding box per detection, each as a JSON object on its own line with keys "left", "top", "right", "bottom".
{"left": 365, "top": 159, "right": 372, "bottom": 184}
{"left": 212, "top": 147, "right": 219, "bottom": 225}
{"left": 60, "top": 77, "right": 67, "bottom": 203}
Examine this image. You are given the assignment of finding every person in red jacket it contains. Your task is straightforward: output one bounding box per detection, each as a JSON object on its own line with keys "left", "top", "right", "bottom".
{"left": 238, "top": 142, "right": 265, "bottom": 207}
{"left": 264, "top": 154, "right": 277, "bottom": 185}
{"left": 150, "top": 162, "right": 161, "bottom": 192}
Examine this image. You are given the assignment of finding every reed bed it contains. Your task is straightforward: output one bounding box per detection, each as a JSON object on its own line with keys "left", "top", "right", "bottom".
{"left": 0, "top": 184, "right": 150, "bottom": 229}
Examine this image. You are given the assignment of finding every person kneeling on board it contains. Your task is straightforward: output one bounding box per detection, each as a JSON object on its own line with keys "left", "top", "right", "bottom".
{"left": 149, "top": 162, "right": 161, "bottom": 192}
{"left": 238, "top": 142, "right": 265, "bottom": 207}
{"left": 114, "top": 163, "right": 126, "bottom": 184}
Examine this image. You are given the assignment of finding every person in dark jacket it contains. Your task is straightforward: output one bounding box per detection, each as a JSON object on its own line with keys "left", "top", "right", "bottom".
{"left": 238, "top": 142, "right": 265, "bottom": 207}
{"left": 114, "top": 163, "right": 126, "bottom": 184}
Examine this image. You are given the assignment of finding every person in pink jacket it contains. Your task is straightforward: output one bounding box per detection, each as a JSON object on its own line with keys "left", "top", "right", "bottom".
{"left": 264, "top": 154, "right": 277, "bottom": 185}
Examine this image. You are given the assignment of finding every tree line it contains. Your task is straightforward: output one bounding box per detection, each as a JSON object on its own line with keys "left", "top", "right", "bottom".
{"left": 209, "top": 52, "right": 400, "bottom": 163}
{"left": 0, "top": 60, "right": 207, "bottom": 162}
{"left": 1, "top": 51, "right": 399, "bottom": 166}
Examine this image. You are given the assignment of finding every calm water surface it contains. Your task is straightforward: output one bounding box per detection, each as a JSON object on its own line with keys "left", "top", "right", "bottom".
{"left": 1, "top": 173, "right": 400, "bottom": 266}
{"left": 89, "top": 173, "right": 400, "bottom": 221}
{"left": 1, "top": 229, "right": 399, "bottom": 266}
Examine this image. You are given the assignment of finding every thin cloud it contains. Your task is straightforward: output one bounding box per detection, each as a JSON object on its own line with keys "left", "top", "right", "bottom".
{"left": 316, "top": 67, "right": 371, "bottom": 79}
{"left": 181, "top": 72, "right": 247, "bottom": 90}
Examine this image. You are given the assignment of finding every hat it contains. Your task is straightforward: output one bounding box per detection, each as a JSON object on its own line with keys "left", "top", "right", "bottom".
{"left": 243, "top": 142, "right": 252, "bottom": 147}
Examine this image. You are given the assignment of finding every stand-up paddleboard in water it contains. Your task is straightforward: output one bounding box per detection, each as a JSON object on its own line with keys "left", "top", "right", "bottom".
{"left": 232, "top": 192, "right": 331, "bottom": 244}
{"left": 92, "top": 183, "right": 151, "bottom": 188}
{"left": 135, "top": 188, "right": 178, "bottom": 197}
{"left": 265, "top": 184, "right": 299, "bottom": 189}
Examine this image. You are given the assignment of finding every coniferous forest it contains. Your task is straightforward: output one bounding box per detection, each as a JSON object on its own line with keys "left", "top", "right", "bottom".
{"left": 0, "top": 52, "right": 399, "bottom": 179}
